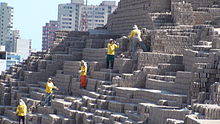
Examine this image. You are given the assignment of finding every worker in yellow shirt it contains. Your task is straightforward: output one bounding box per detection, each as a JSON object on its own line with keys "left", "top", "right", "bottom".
{"left": 106, "top": 39, "right": 119, "bottom": 69}
{"left": 128, "top": 25, "right": 148, "bottom": 59}
{"left": 16, "top": 99, "right": 27, "bottom": 124}
{"left": 43, "top": 78, "right": 59, "bottom": 107}
{"left": 79, "top": 60, "right": 87, "bottom": 89}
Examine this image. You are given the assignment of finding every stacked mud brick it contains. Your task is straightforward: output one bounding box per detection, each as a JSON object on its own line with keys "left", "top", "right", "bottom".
{"left": 107, "top": 0, "right": 172, "bottom": 35}
{"left": 1, "top": 0, "right": 220, "bottom": 124}
{"left": 107, "top": 0, "right": 220, "bottom": 35}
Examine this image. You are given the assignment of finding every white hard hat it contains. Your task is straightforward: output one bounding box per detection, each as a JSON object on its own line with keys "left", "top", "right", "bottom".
{"left": 133, "top": 25, "right": 138, "bottom": 29}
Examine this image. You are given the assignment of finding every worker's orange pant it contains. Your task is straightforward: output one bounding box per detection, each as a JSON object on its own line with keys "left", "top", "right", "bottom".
{"left": 80, "top": 75, "right": 87, "bottom": 88}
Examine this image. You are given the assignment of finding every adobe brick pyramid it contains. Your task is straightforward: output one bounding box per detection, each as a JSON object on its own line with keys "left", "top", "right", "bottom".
{"left": 1, "top": 1, "right": 220, "bottom": 124}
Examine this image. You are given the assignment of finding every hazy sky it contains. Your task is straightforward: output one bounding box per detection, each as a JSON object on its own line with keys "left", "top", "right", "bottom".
{"left": 1, "top": 0, "right": 119, "bottom": 51}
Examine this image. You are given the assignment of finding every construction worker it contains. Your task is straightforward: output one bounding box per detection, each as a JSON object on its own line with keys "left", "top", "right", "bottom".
{"left": 43, "top": 78, "right": 59, "bottom": 107}
{"left": 79, "top": 60, "right": 87, "bottom": 89}
{"left": 106, "top": 39, "right": 119, "bottom": 69}
{"left": 16, "top": 99, "right": 27, "bottom": 124}
{"left": 128, "top": 25, "right": 148, "bottom": 59}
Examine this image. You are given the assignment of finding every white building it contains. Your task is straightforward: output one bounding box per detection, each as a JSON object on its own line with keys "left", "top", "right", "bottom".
{"left": 16, "top": 39, "right": 31, "bottom": 60}
{"left": 0, "top": 46, "right": 7, "bottom": 75}
{"left": 0, "top": 3, "right": 13, "bottom": 49}
{"left": 57, "top": 0, "right": 117, "bottom": 31}
{"left": 80, "top": 1, "right": 117, "bottom": 30}
{"left": 11, "top": 30, "right": 20, "bottom": 52}
{"left": 58, "top": 0, "right": 84, "bottom": 31}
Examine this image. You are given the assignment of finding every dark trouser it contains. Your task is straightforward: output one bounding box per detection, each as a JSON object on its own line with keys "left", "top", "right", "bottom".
{"left": 18, "top": 116, "right": 25, "bottom": 124}
{"left": 43, "top": 93, "right": 52, "bottom": 106}
{"left": 106, "top": 55, "right": 115, "bottom": 69}
{"left": 131, "top": 38, "right": 148, "bottom": 59}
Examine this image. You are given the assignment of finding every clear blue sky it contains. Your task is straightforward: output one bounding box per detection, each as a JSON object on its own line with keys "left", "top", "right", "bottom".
{"left": 1, "top": 0, "right": 119, "bottom": 51}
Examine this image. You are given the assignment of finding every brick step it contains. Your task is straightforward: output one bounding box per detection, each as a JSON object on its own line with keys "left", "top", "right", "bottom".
{"left": 100, "top": 68, "right": 119, "bottom": 73}
{"left": 147, "top": 74, "right": 176, "bottom": 82}
{"left": 149, "top": 12, "right": 172, "bottom": 16}
{"left": 51, "top": 99, "right": 72, "bottom": 116}
{"left": 37, "top": 82, "right": 46, "bottom": 89}
{"left": 114, "top": 58, "right": 136, "bottom": 73}
{"left": 52, "top": 54, "right": 78, "bottom": 62}
{"left": 0, "top": 106, "right": 14, "bottom": 115}
{"left": 17, "top": 81, "right": 26, "bottom": 87}
{"left": 90, "top": 71, "right": 120, "bottom": 81}
{"left": 63, "top": 61, "right": 81, "bottom": 76}
{"left": 164, "top": 72, "right": 177, "bottom": 76}
{"left": 126, "top": 111, "right": 146, "bottom": 123}
{"left": 86, "top": 78, "right": 112, "bottom": 92}
{"left": 80, "top": 89, "right": 115, "bottom": 101}
{"left": 64, "top": 96, "right": 80, "bottom": 103}
{"left": 192, "top": 104, "right": 220, "bottom": 119}
{"left": 30, "top": 91, "right": 45, "bottom": 101}
{"left": 82, "top": 48, "right": 106, "bottom": 62}
{"left": 96, "top": 84, "right": 116, "bottom": 96}
{"left": 78, "top": 94, "right": 139, "bottom": 116}
{"left": 138, "top": 52, "right": 183, "bottom": 69}
{"left": 142, "top": 66, "right": 159, "bottom": 75}
{"left": 115, "top": 87, "right": 187, "bottom": 107}
{"left": 154, "top": 23, "right": 176, "bottom": 28}
{"left": 26, "top": 83, "right": 41, "bottom": 88}
{"left": 148, "top": 106, "right": 191, "bottom": 124}
{"left": 157, "top": 63, "right": 184, "bottom": 75}
{"left": 16, "top": 92, "right": 30, "bottom": 101}
{"left": 145, "top": 78, "right": 188, "bottom": 95}
{"left": 186, "top": 115, "right": 220, "bottom": 124}
{"left": 94, "top": 109, "right": 113, "bottom": 118}
{"left": 41, "top": 114, "right": 75, "bottom": 124}
{"left": 97, "top": 88, "right": 116, "bottom": 96}
{"left": 36, "top": 106, "right": 55, "bottom": 115}
{"left": 29, "top": 86, "right": 45, "bottom": 93}
{"left": 0, "top": 115, "right": 18, "bottom": 124}
{"left": 4, "top": 110, "right": 17, "bottom": 121}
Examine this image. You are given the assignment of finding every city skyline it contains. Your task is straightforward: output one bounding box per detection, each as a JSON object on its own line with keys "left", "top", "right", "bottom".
{"left": 0, "top": 0, "right": 119, "bottom": 51}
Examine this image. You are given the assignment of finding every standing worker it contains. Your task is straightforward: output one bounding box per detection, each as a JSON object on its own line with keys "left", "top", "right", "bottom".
{"left": 16, "top": 99, "right": 27, "bottom": 124}
{"left": 128, "top": 25, "right": 148, "bottom": 59}
{"left": 79, "top": 60, "right": 88, "bottom": 89}
{"left": 106, "top": 39, "right": 119, "bottom": 69}
{"left": 43, "top": 78, "right": 59, "bottom": 107}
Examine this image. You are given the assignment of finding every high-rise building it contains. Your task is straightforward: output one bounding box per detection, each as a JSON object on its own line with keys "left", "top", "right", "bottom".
{"left": 0, "top": 3, "right": 13, "bottom": 49}
{"left": 42, "top": 21, "right": 59, "bottom": 51}
{"left": 10, "top": 30, "right": 20, "bottom": 52}
{"left": 16, "top": 39, "right": 31, "bottom": 60}
{"left": 57, "top": 0, "right": 117, "bottom": 31}
{"left": 58, "top": 0, "right": 84, "bottom": 31}
{"left": 80, "top": 1, "right": 117, "bottom": 30}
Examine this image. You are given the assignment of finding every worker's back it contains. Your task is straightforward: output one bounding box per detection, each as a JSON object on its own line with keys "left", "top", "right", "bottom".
{"left": 16, "top": 104, "right": 27, "bottom": 116}
{"left": 128, "top": 29, "right": 142, "bottom": 41}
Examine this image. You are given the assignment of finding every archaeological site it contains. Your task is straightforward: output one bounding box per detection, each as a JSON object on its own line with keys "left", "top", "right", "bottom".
{"left": 1, "top": 0, "right": 220, "bottom": 124}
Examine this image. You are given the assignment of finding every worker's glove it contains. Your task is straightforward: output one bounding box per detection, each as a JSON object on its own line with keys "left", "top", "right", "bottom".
{"left": 115, "top": 41, "right": 119, "bottom": 46}
{"left": 78, "top": 70, "right": 82, "bottom": 73}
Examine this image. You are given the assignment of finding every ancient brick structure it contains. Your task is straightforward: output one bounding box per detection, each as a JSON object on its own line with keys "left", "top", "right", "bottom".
{"left": 1, "top": 1, "right": 220, "bottom": 124}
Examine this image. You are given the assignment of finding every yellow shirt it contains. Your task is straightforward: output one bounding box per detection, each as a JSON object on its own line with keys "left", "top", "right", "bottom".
{"left": 107, "top": 43, "right": 119, "bottom": 55}
{"left": 16, "top": 104, "right": 27, "bottom": 116}
{"left": 45, "top": 81, "right": 56, "bottom": 93}
{"left": 80, "top": 66, "right": 87, "bottom": 76}
{"left": 128, "top": 29, "right": 141, "bottom": 39}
